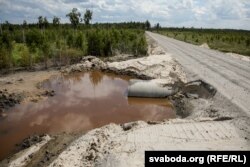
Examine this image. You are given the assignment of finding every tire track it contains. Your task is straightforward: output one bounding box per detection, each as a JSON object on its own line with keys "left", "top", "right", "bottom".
{"left": 156, "top": 33, "right": 250, "bottom": 81}
{"left": 147, "top": 31, "right": 250, "bottom": 114}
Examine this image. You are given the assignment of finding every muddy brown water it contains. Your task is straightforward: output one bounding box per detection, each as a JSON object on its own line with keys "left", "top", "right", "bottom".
{"left": 0, "top": 71, "right": 175, "bottom": 160}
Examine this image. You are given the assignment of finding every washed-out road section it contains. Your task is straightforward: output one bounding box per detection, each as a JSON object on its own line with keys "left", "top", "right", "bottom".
{"left": 2, "top": 34, "right": 250, "bottom": 167}
{"left": 147, "top": 31, "right": 250, "bottom": 115}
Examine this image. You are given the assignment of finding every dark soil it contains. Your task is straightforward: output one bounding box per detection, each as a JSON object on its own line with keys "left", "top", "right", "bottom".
{"left": 15, "top": 135, "right": 46, "bottom": 151}
{"left": 25, "top": 133, "right": 80, "bottom": 167}
{"left": 0, "top": 90, "right": 23, "bottom": 111}
{"left": 169, "top": 80, "right": 217, "bottom": 118}
{"left": 181, "top": 80, "right": 217, "bottom": 99}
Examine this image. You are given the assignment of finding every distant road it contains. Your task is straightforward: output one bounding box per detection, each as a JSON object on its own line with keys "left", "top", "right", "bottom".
{"left": 147, "top": 31, "right": 250, "bottom": 114}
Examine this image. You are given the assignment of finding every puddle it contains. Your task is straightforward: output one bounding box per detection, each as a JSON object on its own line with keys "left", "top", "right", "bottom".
{"left": 0, "top": 71, "right": 175, "bottom": 160}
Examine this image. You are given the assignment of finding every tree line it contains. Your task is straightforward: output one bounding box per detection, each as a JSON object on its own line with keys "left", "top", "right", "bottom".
{"left": 0, "top": 8, "right": 150, "bottom": 70}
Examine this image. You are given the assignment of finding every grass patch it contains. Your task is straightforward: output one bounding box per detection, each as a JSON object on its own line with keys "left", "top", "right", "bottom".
{"left": 157, "top": 28, "right": 250, "bottom": 56}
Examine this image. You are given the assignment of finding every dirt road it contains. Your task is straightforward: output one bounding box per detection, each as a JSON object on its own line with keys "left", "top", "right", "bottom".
{"left": 147, "top": 31, "right": 250, "bottom": 115}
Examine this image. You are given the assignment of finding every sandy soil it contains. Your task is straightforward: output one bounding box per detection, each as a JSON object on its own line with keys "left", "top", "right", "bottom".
{"left": 226, "top": 52, "right": 250, "bottom": 62}
{"left": 1, "top": 34, "right": 249, "bottom": 167}
{"left": 199, "top": 43, "right": 250, "bottom": 62}
{"left": 7, "top": 135, "right": 51, "bottom": 167}
{"left": 199, "top": 43, "right": 210, "bottom": 49}
{"left": 47, "top": 35, "right": 250, "bottom": 167}
{"left": 108, "top": 54, "right": 186, "bottom": 84}
{"left": 47, "top": 92, "right": 250, "bottom": 167}
{"left": 0, "top": 70, "right": 59, "bottom": 104}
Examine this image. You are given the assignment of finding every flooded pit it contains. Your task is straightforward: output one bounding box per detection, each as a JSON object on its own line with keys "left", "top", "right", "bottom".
{"left": 0, "top": 71, "right": 175, "bottom": 160}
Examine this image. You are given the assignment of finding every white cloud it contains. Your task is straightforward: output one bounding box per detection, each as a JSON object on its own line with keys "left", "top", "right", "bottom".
{"left": 0, "top": 0, "right": 249, "bottom": 29}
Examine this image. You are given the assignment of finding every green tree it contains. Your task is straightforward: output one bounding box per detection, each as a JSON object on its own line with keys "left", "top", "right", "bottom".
{"left": 66, "top": 8, "right": 81, "bottom": 29}
{"left": 83, "top": 9, "right": 93, "bottom": 25}
{"left": 16, "top": 44, "right": 30, "bottom": 67}
{"left": 38, "top": 16, "right": 44, "bottom": 29}
{"left": 43, "top": 17, "right": 49, "bottom": 28}
{"left": 23, "top": 20, "right": 27, "bottom": 28}
{"left": 0, "top": 20, "right": 2, "bottom": 35}
{"left": 75, "top": 32, "right": 88, "bottom": 54}
{"left": 26, "top": 29, "right": 44, "bottom": 67}
{"left": 138, "top": 36, "right": 147, "bottom": 55}
{"left": 38, "top": 16, "right": 49, "bottom": 30}
{"left": 155, "top": 23, "right": 160, "bottom": 32}
{"left": 145, "top": 20, "right": 151, "bottom": 30}
{"left": 53, "top": 16, "right": 60, "bottom": 26}
{"left": 26, "top": 29, "right": 43, "bottom": 47}
{"left": 132, "top": 35, "right": 147, "bottom": 56}
{"left": 1, "top": 32, "right": 12, "bottom": 51}
{"left": 22, "top": 20, "right": 27, "bottom": 43}
{"left": 0, "top": 32, "right": 13, "bottom": 68}
{"left": 66, "top": 33, "right": 74, "bottom": 48}
{"left": 5, "top": 21, "right": 14, "bottom": 31}
{"left": 56, "top": 39, "right": 67, "bottom": 66}
{"left": 0, "top": 46, "right": 10, "bottom": 69}
{"left": 246, "top": 39, "right": 250, "bottom": 47}
{"left": 23, "top": 46, "right": 31, "bottom": 68}
{"left": 41, "top": 39, "right": 50, "bottom": 69}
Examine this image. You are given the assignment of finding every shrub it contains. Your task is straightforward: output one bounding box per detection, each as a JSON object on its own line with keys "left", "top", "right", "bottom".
{"left": 12, "top": 43, "right": 30, "bottom": 67}
{"left": 26, "top": 29, "right": 43, "bottom": 47}
{"left": 74, "top": 32, "right": 88, "bottom": 55}
{"left": 0, "top": 46, "right": 10, "bottom": 69}
{"left": 246, "top": 39, "right": 250, "bottom": 47}
{"left": 0, "top": 26, "right": 149, "bottom": 69}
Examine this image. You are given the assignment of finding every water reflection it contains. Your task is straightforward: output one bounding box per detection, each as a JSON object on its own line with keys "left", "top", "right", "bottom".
{"left": 0, "top": 71, "right": 175, "bottom": 160}
{"left": 89, "top": 70, "right": 104, "bottom": 87}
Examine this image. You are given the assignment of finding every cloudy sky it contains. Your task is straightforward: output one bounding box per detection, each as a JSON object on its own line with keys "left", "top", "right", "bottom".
{"left": 0, "top": 0, "right": 250, "bottom": 30}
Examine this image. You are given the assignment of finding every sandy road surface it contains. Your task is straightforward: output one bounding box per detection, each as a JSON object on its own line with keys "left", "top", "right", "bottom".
{"left": 147, "top": 31, "right": 250, "bottom": 114}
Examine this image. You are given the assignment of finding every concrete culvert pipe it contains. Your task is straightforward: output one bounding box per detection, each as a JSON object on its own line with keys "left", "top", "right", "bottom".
{"left": 127, "top": 80, "right": 175, "bottom": 98}
{"left": 129, "top": 79, "right": 148, "bottom": 85}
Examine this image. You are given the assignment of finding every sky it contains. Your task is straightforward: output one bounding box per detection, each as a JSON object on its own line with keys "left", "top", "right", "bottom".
{"left": 0, "top": 0, "right": 250, "bottom": 30}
